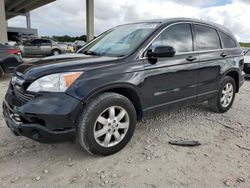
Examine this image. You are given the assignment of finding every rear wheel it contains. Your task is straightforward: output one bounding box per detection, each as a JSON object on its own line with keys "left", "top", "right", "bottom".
{"left": 208, "top": 76, "right": 236, "bottom": 113}
{"left": 77, "top": 92, "right": 137, "bottom": 156}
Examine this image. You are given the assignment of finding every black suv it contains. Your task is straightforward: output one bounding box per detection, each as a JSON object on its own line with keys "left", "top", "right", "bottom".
{"left": 3, "top": 18, "right": 244, "bottom": 156}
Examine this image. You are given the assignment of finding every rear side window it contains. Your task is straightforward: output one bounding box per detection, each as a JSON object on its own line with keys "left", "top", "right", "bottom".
{"left": 195, "top": 25, "right": 221, "bottom": 50}
{"left": 219, "top": 31, "right": 237, "bottom": 49}
{"left": 41, "top": 39, "right": 52, "bottom": 46}
{"left": 41, "top": 39, "right": 51, "bottom": 44}
{"left": 150, "top": 23, "right": 193, "bottom": 53}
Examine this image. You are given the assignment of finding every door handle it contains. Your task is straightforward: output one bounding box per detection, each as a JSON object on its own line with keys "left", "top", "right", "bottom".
{"left": 220, "top": 52, "right": 227, "bottom": 57}
{"left": 186, "top": 56, "right": 197, "bottom": 62}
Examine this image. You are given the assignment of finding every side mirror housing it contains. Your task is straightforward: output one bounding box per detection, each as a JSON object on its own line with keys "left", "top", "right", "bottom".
{"left": 147, "top": 46, "right": 176, "bottom": 58}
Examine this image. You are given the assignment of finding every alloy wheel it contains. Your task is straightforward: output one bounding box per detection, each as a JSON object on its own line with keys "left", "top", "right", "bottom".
{"left": 220, "top": 83, "right": 234, "bottom": 108}
{"left": 93, "top": 106, "right": 130, "bottom": 148}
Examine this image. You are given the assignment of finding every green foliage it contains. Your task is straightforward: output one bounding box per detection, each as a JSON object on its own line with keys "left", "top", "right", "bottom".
{"left": 42, "top": 35, "right": 87, "bottom": 42}
{"left": 240, "top": 42, "right": 250, "bottom": 48}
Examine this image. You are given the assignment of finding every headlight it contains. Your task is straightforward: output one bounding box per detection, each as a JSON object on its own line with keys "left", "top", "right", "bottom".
{"left": 27, "top": 72, "right": 82, "bottom": 92}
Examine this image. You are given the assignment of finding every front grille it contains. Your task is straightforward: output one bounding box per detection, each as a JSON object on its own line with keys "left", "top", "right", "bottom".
{"left": 13, "top": 87, "right": 34, "bottom": 103}
{"left": 10, "top": 74, "right": 35, "bottom": 104}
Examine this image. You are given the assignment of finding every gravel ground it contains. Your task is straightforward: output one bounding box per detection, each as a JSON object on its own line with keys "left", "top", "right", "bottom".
{"left": 0, "top": 74, "right": 250, "bottom": 188}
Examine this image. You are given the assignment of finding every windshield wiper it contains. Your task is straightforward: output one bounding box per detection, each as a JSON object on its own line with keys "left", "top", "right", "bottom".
{"left": 83, "top": 50, "right": 100, "bottom": 56}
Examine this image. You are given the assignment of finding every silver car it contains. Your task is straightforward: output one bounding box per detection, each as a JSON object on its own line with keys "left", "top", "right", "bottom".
{"left": 18, "top": 38, "right": 67, "bottom": 56}
{"left": 244, "top": 49, "right": 250, "bottom": 77}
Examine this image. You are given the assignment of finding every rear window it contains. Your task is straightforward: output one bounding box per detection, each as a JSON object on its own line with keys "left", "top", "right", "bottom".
{"left": 219, "top": 31, "right": 237, "bottom": 49}
{"left": 195, "top": 25, "right": 221, "bottom": 51}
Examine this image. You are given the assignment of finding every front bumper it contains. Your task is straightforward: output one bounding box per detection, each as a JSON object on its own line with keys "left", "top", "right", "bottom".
{"left": 2, "top": 85, "right": 83, "bottom": 143}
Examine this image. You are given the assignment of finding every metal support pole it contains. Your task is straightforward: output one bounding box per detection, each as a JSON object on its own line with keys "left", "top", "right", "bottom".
{"left": 86, "top": 0, "right": 94, "bottom": 42}
{"left": 0, "top": 0, "right": 8, "bottom": 44}
{"left": 26, "top": 12, "right": 31, "bottom": 29}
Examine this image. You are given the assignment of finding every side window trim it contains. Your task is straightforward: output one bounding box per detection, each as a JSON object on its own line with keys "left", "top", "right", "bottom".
{"left": 217, "top": 29, "right": 223, "bottom": 49}
{"left": 190, "top": 23, "right": 195, "bottom": 52}
{"left": 140, "top": 22, "right": 238, "bottom": 59}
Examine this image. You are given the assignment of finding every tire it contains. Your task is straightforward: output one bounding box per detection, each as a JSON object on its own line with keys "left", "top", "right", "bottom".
{"left": 208, "top": 76, "right": 236, "bottom": 113}
{"left": 77, "top": 92, "right": 137, "bottom": 156}
{"left": 0, "top": 66, "right": 4, "bottom": 78}
{"left": 51, "top": 49, "right": 61, "bottom": 56}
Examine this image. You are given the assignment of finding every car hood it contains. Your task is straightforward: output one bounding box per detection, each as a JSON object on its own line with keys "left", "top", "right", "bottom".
{"left": 16, "top": 53, "right": 118, "bottom": 80}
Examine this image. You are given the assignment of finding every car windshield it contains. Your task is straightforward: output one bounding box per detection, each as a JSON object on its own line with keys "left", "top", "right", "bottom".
{"left": 79, "top": 23, "right": 159, "bottom": 57}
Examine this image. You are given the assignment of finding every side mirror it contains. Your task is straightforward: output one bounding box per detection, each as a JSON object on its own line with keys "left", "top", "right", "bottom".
{"left": 147, "top": 46, "right": 176, "bottom": 58}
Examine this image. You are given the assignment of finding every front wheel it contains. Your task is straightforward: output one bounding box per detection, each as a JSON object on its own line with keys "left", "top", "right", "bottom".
{"left": 77, "top": 92, "right": 137, "bottom": 156}
{"left": 208, "top": 76, "right": 236, "bottom": 113}
{"left": 51, "top": 49, "right": 61, "bottom": 56}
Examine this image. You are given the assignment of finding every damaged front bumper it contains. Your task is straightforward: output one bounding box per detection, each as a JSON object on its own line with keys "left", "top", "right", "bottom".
{"left": 2, "top": 85, "right": 83, "bottom": 143}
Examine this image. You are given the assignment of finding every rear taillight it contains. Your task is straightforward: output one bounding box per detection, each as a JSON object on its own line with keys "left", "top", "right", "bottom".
{"left": 7, "top": 49, "right": 21, "bottom": 55}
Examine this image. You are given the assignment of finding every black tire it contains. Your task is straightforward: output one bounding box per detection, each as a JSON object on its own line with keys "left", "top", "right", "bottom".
{"left": 77, "top": 92, "right": 137, "bottom": 156}
{"left": 51, "top": 49, "right": 61, "bottom": 56}
{"left": 0, "top": 66, "right": 4, "bottom": 78}
{"left": 208, "top": 76, "right": 236, "bottom": 113}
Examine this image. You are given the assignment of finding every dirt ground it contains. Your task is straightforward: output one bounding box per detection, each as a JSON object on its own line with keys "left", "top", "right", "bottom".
{"left": 0, "top": 74, "right": 249, "bottom": 188}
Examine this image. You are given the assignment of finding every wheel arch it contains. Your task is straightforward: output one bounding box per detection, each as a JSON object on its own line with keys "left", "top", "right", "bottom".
{"left": 223, "top": 69, "right": 240, "bottom": 93}
{"left": 84, "top": 84, "right": 144, "bottom": 120}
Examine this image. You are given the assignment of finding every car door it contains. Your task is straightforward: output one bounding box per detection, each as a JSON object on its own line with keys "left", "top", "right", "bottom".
{"left": 142, "top": 23, "right": 199, "bottom": 111}
{"left": 193, "top": 24, "right": 226, "bottom": 101}
{"left": 24, "top": 39, "right": 42, "bottom": 55}
{"left": 41, "top": 39, "right": 53, "bottom": 55}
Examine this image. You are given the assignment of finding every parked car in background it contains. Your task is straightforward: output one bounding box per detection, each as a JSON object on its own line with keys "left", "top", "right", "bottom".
{"left": 0, "top": 44, "right": 23, "bottom": 78}
{"left": 3, "top": 18, "right": 244, "bottom": 156}
{"left": 73, "top": 40, "right": 86, "bottom": 52}
{"left": 67, "top": 40, "right": 86, "bottom": 53}
{"left": 17, "top": 38, "right": 67, "bottom": 57}
{"left": 244, "top": 49, "right": 250, "bottom": 77}
{"left": 67, "top": 43, "right": 75, "bottom": 53}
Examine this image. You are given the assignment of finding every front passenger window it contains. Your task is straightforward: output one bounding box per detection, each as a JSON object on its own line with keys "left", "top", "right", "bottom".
{"left": 150, "top": 24, "right": 193, "bottom": 54}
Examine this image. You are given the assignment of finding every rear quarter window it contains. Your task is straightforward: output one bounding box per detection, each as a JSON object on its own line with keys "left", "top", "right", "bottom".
{"left": 219, "top": 31, "right": 237, "bottom": 49}
{"left": 194, "top": 25, "right": 221, "bottom": 51}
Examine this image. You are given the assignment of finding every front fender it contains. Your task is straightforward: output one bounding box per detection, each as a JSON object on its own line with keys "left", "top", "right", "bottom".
{"left": 66, "top": 70, "right": 145, "bottom": 104}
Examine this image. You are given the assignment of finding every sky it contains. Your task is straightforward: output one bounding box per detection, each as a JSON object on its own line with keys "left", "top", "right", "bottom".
{"left": 7, "top": 0, "right": 250, "bottom": 42}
